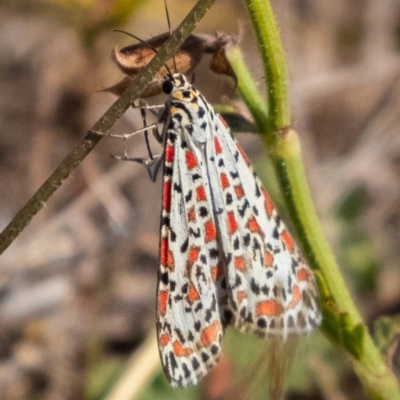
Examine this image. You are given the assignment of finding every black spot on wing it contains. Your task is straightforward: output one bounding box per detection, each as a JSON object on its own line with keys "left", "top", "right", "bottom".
{"left": 174, "top": 183, "right": 182, "bottom": 193}
{"left": 199, "top": 206, "right": 209, "bottom": 217}
{"left": 181, "top": 238, "right": 189, "bottom": 253}
{"left": 185, "top": 190, "right": 193, "bottom": 203}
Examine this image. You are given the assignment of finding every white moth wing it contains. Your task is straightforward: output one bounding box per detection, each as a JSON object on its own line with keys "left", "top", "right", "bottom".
{"left": 202, "top": 109, "right": 321, "bottom": 338}
{"left": 157, "top": 98, "right": 225, "bottom": 388}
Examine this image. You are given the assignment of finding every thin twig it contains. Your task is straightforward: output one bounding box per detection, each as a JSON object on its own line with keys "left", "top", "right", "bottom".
{"left": 0, "top": 0, "right": 217, "bottom": 256}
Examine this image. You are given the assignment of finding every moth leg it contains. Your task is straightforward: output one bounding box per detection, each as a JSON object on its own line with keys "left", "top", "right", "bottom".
{"left": 90, "top": 123, "right": 159, "bottom": 141}
{"left": 112, "top": 101, "right": 165, "bottom": 182}
{"left": 112, "top": 150, "right": 164, "bottom": 182}
{"left": 133, "top": 99, "right": 164, "bottom": 117}
{"left": 90, "top": 100, "right": 163, "bottom": 141}
{"left": 135, "top": 100, "right": 164, "bottom": 143}
{"left": 91, "top": 101, "right": 166, "bottom": 181}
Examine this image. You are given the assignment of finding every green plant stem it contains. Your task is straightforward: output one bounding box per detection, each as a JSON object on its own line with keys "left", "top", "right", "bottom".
{"left": 232, "top": 0, "right": 400, "bottom": 398}
{"left": 273, "top": 132, "right": 399, "bottom": 398}
{"left": 225, "top": 46, "right": 268, "bottom": 131}
{"left": 273, "top": 133, "right": 362, "bottom": 323}
{"left": 0, "top": 0, "right": 216, "bottom": 256}
{"left": 245, "top": 0, "right": 290, "bottom": 134}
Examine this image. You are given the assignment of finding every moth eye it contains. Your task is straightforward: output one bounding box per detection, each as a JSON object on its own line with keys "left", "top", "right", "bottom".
{"left": 163, "top": 78, "right": 174, "bottom": 94}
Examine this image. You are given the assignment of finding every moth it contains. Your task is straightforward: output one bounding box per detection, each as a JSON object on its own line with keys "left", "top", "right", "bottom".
{"left": 135, "top": 72, "right": 323, "bottom": 388}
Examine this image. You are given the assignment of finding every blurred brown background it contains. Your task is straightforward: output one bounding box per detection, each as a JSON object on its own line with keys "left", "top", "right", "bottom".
{"left": 1, "top": 0, "right": 400, "bottom": 399}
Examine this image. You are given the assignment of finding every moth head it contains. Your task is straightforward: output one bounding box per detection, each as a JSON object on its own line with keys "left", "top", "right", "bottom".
{"left": 162, "top": 73, "right": 190, "bottom": 95}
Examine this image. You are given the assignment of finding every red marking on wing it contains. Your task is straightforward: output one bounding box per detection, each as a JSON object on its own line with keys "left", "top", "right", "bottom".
{"left": 159, "top": 290, "right": 169, "bottom": 316}
{"left": 167, "top": 251, "right": 174, "bottom": 269}
{"left": 234, "top": 256, "right": 245, "bottom": 271}
{"left": 196, "top": 186, "right": 207, "bottom": 202}
{"left": 288, "top": 285, "right": 301, "bottom": 309}
{"left": 214, "top": 136, "right": 222, "bottom": 154}
{"left": 297, "top": 268, "right": 309, "bottom": 281}
{"left": 163, "top": 181, "right": 172, "bottom": 212}
{"left": 234, "top": 185, "right": 244, "bottom": 199}
{"left": 186, "top": 150, "right": 197, "bottom": 170}
{"left": 264, "top": 251, "right": 274, "bottom": 267}
{"left": 237, "top": 291, "right": 247, "bottom": 303}
{"left": 220, "top": 173, "right": 230, "bottom": 189}
{"left": 189, "top": 246, "right": 200, "bottom": 264}
{"left": 161, "top": 238, "right": 175, "bottom": 269}
{"left": 256, "top": 300, "right": 284, "bottom": 316}
{"left": 188, "top": 284, "right": 200, "bottom": 303}
{"left": 159, "top": 333, "right": 170, "bottom": 347}
{"left": 188, "top": 206, "right": 196, "bottom": 222}
{"left": 205, "top": 220, "right": 217, "bottom": 242}
{"left": 165, "top": 144, "right": 174, "bottom": 163}
{"left": 198, "top": 321, "right": 221, "bottom": 347}
{"left": 281, "top": 230, "right": 295, "bottom": 253}
{"left": 173, "top": 341, "right": 193, "bottom": 357}
{"left": 160, "top": 238, "right": 168, "bottom": 265}
{"left": 262, "top": 189, "right": 274, "bottom": 218}
{"left": 247, "top": 217, "right": 260, "bottom": 234}
{"left": 227, "top": 212, "right": 238, "bottom": 234}
{"left": 211, "top": 262, "right": 224, "bottom": 281}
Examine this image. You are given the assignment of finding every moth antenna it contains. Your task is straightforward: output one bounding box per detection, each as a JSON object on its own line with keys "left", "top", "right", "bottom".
{"left": 113, "top": 29, "right": 173, "bottom": 78}
{"left": 164, "top": 0, "right": 177, "bottom": 72}
{"left": 164, "top": 0, "right": 172, "bottom": 34}
{"left": 164, "top": 64, "right": 173, "bottom": 78}
{"left": 113, "top": 29, "right": 159, "bottom": 54}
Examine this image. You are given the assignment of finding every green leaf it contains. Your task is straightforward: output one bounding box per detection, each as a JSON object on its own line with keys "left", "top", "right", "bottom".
{"left": 344, "top": 323, "right": 365, "bottom": 360}
{"left": 374, "top": 316, "right": 400, "bottom": 354}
